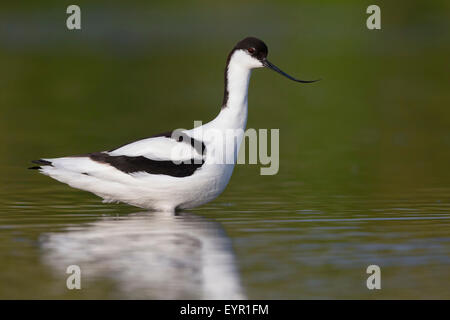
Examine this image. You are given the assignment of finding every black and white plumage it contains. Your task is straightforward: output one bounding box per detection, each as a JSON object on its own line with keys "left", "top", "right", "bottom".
{"left": 30, "top": 37, "right": 317, "bottom": 212}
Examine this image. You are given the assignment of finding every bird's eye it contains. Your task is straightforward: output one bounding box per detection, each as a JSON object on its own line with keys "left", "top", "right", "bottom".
{"left": 247, "top": 47, "right": 256, "bottom": 54}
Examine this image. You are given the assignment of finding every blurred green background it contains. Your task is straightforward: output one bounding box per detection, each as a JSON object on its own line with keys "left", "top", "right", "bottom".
{"left": 0, "top": 0, "right": 449, "bottom": 299}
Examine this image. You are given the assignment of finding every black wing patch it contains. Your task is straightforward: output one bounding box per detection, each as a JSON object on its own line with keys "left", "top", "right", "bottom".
{"left": 90, "top": 152, "right": 204, "bottom": 178}
{"left": 28, "top": 159, "right": 53, "bottom": 170}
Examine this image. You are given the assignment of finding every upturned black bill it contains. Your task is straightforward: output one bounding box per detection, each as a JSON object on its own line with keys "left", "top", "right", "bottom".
{"left": 263, "top": 60, "right": 319, "bottom": 83}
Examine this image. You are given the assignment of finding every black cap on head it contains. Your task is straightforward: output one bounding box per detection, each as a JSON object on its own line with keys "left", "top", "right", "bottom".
{"left": 234, "top": 37, "right": 268, "bottom": 61}
{"left": 222, "top": 37, "right": 319, "bottom": 107}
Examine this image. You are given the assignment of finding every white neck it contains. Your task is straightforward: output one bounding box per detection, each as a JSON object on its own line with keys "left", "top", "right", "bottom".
{"left": 224, "top": 57, "right": 252, "bottom": 111}
{"left": 211, "top": 51, "right": 253, "bottom": 131}
{"left": 189, "top": 51, "right": 255, "bottom": 166}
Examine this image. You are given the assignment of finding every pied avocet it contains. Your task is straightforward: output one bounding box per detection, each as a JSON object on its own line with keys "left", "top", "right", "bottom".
{"left": 30, "top": 37, "right": 317, "bottom": 212}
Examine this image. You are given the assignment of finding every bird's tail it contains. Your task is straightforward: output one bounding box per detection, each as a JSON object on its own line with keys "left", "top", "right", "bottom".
{"left": 29, "top": 159, "right": 53, "bottom": 170}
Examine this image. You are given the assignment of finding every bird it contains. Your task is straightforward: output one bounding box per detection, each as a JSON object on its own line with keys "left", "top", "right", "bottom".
{"left": 30, "top": 37, "right": 318, "bottom": 212}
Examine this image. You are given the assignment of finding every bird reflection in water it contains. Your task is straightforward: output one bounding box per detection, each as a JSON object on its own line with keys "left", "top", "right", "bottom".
{"left": 40, "top": 211, "right": 245, "bottom": 299}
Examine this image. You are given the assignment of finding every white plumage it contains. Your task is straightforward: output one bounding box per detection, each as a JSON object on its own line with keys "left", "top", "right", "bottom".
{"left": 31, "top": 37, "right": 317, "bottom": 212}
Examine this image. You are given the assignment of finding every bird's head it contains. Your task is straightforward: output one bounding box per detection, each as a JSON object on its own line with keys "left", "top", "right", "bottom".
{"left": 229, "top": 37, "right": 319, "bottom": 83}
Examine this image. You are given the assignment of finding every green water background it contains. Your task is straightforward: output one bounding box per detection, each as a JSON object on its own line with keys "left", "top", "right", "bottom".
{"left": 0, "top": 1, "right": 449, "bottom": 298}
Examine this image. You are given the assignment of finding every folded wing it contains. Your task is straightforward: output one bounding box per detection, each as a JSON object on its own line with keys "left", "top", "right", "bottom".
{"left": 33, "top": 131, "right": 206, "bottom": 178}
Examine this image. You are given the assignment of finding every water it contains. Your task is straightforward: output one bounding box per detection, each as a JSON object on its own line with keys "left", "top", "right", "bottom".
{"left": 1, "top": 2, "right": 450, "bottom": 299}
{"left": 1, "top": 166, "right": 449, "bottom": 299}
